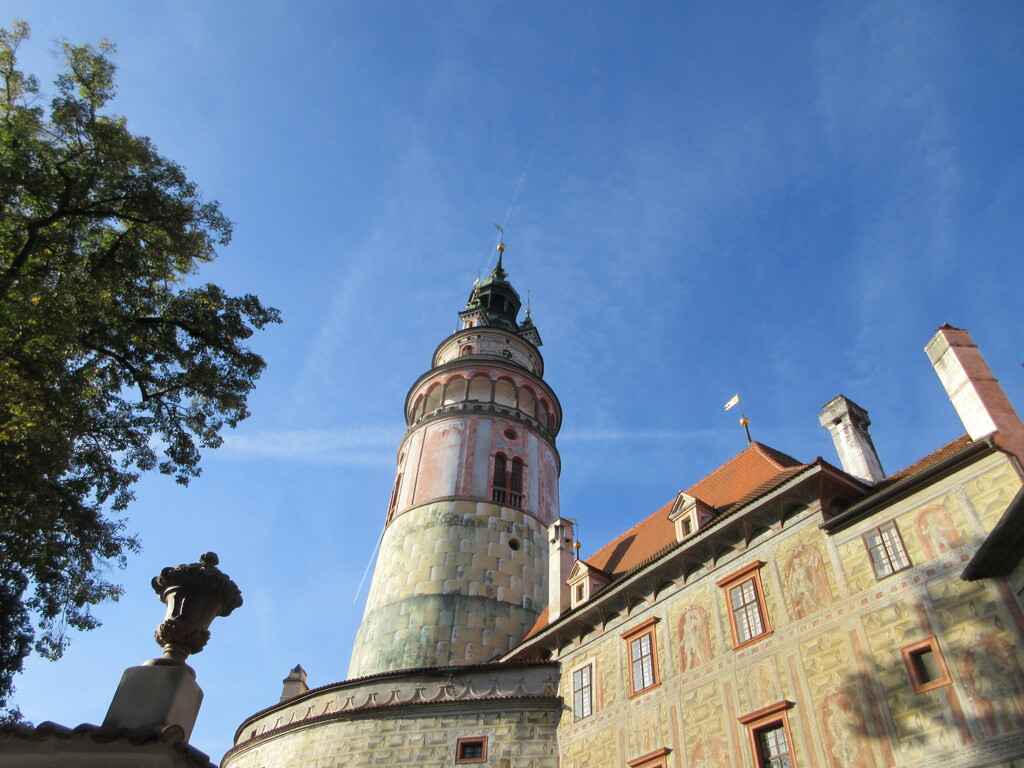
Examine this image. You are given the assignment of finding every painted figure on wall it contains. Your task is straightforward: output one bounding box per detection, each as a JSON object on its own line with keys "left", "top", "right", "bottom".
{"left": 415, "top": 420, "right": 465, "bottom": 500}
{"left": 961, "top": 631, "right": 1024, "bottom": 737}
{"left": 783, "top": 544, "right": 833, "bottom": 620}
{"left": 820, "top": 686, "right": 872, "bottom": 768}
{"left": 679, "top": 605, "right": 713, "bottom": 671}
{"left": 915, "top": 504, "right": 962, "bottom": 559}
{"left": 688, "top": 736, "right": 731, "bottom": 768}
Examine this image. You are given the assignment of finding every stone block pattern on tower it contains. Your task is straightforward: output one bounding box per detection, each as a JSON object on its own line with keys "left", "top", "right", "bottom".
{"left": 350, "top": 500, "right": 548, "bottom": 677}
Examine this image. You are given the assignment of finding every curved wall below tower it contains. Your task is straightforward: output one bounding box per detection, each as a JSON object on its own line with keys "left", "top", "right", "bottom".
{"left": 222, "top": 662, "right": 561, "bottom": 768}
{"left": 349, "top": 499, "right": 547, "bottom": 678}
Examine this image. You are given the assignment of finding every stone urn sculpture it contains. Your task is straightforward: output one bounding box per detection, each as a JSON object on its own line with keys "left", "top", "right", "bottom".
{"left": 149, "top": 551, "right": 243, "bottom": 666}
{"left": 103, "top": 551, "right": 243, "bottom": 740}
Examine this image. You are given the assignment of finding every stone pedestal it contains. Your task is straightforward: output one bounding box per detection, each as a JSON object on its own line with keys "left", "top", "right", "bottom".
{"left": 102, "top": 664, "right": 204, "bottom": 741}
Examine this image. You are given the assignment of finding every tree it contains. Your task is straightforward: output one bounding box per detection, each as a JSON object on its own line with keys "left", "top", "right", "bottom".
{"left": 0, "top": 22, "right": 280, "bottom": 718}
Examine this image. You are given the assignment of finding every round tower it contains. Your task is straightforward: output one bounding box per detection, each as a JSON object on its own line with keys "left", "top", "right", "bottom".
{"left": 349, "top": 244, "right": 562, "bottom": 676}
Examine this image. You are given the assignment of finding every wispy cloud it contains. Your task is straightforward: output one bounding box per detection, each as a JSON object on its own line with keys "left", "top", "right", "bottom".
{"left": 221, "top": 427, "right": 402, "bottom": 465}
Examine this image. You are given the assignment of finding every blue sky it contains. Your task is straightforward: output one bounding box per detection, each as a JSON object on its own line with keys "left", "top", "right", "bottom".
{"left": 6, "top": 1, "right": 1024, "bottom": 760}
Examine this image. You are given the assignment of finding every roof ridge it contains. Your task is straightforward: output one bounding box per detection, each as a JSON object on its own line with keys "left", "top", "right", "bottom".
{"left": 683, "top": 441, "right": 799, "bottom": 497}
{"left": 584, "top": 497, "right": 675, "bottom": 560}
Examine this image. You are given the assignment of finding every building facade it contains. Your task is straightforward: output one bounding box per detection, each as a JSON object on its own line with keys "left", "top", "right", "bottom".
{"left": 222, "top": 259, "right": 1024, "bottom": 768}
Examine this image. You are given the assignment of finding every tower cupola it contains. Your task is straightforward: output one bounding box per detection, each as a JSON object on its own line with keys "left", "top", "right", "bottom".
{"left": 461, "top": 244, "right": 523, "bottom": 332}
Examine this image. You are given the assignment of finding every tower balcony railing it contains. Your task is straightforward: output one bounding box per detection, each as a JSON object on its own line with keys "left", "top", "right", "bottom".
{"left": 491, "top": 488, "right": 523, "bottom": 509}
{"left": 411, "top": 400, "right": 557, "bottom": 438}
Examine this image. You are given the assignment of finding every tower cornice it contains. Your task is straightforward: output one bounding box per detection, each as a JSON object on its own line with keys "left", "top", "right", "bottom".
{"left": 403, "top": 358, "right": 562, "bottom": 438}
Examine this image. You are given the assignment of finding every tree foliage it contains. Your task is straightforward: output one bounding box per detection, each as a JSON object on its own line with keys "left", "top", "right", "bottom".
{"left": 0, "top": 22, "right": 280, "bottom": 717}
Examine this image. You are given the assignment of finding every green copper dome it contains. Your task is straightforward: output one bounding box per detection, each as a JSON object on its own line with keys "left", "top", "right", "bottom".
{"left": 466, "top": 250, "right": 522, "bottom": 331}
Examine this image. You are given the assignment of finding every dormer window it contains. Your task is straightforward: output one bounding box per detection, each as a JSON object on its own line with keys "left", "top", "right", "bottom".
{"left": 669, "top": 493, "right": 714, "bottom": 543}
{"left": 568, "top": 560, "right": 611, "bottom": 609}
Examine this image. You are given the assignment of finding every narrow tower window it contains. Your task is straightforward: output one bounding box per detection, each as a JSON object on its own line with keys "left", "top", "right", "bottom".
{"left": 492, "top": 454, "right": 507, "bottom": 504}
{"left": 386, "top": 472, "right": 403, "bottom": 524}
{"left": 491, "top": 454, "right": 523, "bottom": 508}
{"left": 509, "top": 458, "right": 524, "bottom": 507}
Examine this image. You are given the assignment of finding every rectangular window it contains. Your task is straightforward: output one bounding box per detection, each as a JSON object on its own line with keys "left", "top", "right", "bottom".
{"left": 755, "top": 724, "right": 793, "bottom": 768}
{"left": 572, "top": 664, "right": 593, "bottom": 719}
{"left": 902, "top": 637, "right": 951, "bottom": 693}
{"left": 455, "top": 737, "right": 488, "bottom": 764}
{"left": 621, "top": 617, "right": 661, "bottom": 696}
{"left": 718, "top": 562, "right": 771, "bottom": 649}
{"left": 631, "top": 634, "right": 655, "bottom": 691}
{"left": 864, "top": 521, "right": 911, "bottom": 578}
{"left": 730, "top": 579, "right": 766, "bottom": 644}
{"left": 739, "top": 701, "right": 796, "bottom": 768}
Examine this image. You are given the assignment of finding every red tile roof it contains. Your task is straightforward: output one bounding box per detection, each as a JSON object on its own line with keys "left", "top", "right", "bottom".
{"left": 879, "top": 434, "right": 972, "bottom": 486}
{"left": 587, "top": 442, "right": 805, "bottom": 577}
{"left": 514, "top": 435, "right": 984, "bottom": 646}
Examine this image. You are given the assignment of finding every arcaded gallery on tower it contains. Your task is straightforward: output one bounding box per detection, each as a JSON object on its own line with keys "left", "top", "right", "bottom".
{"left": 221, "top": 246, "right": 1024, "bottom": 768}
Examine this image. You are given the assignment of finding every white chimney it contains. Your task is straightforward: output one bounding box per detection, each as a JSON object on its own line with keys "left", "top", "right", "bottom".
{"left": 925, "top": 325, "right": 1024, "bottom": 460}
{"left": 547, "top": 518, "right": 575, "bottom": 622}
{"left": 818, "top": 395, "right": 885, "bottom": 484}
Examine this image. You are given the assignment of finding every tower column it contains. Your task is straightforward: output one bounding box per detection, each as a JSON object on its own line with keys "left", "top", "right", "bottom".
{"left": 349, "top": 245, "right": 562, "bottom": 677}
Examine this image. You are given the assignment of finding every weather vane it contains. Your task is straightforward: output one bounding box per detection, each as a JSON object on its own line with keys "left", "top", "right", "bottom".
{"left": 724, "top": 393, "right": 753, "bottom": 445}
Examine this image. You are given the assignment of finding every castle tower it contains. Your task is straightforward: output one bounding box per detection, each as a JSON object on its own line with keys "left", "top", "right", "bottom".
{"left": 348, "top": 244, "right": 562, "bottom": 677}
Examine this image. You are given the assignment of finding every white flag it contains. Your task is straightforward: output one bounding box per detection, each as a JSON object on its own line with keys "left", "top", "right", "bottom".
{"left": 724, "top": 394, "right": 740, "bottom": 411}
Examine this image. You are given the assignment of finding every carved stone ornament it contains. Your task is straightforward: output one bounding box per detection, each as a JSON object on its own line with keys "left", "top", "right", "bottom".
{"left": 149, "top": 552, "right": 243, "bottom": 665}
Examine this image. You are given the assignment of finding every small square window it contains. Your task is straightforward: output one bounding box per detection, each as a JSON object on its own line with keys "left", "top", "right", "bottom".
{"left": 455, "top": 737, "right": 488, "bottom": 763}
{"left": 902, "top": 637, "right": 951, "bottom": 693}
{"left": 572, "top": 663, "right": 593, "bottom": 719}
{"left": 621, "top": 617, "right": 661, "bottom": 696}
{"left": 864, "top": 521, "right": 911, "bottom": 579}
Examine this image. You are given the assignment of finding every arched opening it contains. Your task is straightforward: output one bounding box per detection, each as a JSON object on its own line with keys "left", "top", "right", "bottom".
{"left": 518, "top": 387, "right": 537, "bottom": 420}
{"left": 495, "top": 379, "right": 516, "bottom": 408}
{"left": 539, "top": 399, "right": 551, "bottom": 430}
{"left": 468, "top": 375, "right": 491, "bottom": 402}
{"left": 443, "top": 376, "right": 467, "bottom": 406}
{"left": 423, "top": 384, "right": 442, "bottom": 415}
